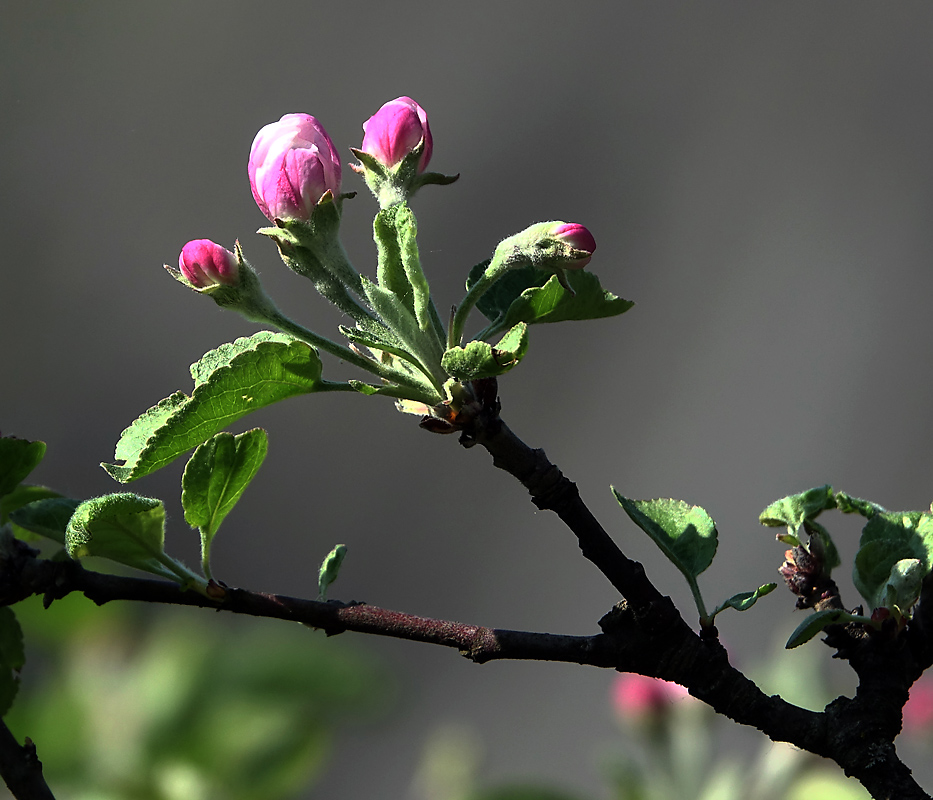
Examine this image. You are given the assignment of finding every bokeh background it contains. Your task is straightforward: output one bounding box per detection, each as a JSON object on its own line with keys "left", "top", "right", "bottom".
{"left": 5, "top": 2, "right": 933, "bottom": 797}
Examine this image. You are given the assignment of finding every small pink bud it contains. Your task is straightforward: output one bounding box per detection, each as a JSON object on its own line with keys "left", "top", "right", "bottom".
{"left": 612, "top": 673, "right": 689, "bottom": 722}
{"left": 361, "top": 96, "right": 432, "bottom": 172}
{"left": 178, "top": 240, "right": 238, "bottom": 288}
{"left": 550, "top": 223, "right": 597, "bottom": 269}
{"left": 248, "top": 114, "right": 342, "bottom": 222}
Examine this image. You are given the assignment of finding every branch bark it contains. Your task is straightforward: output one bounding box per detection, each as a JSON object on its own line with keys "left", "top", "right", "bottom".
{"left": 0, "top": 719, "right": 55, "bottom": 800}
{"left": 1, "top": 385, "right": 930, "bottom": 798}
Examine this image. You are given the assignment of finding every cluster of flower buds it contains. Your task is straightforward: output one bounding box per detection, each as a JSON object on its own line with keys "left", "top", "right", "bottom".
{"left": 169, "top": 96, "right": 603, "bottom": 417}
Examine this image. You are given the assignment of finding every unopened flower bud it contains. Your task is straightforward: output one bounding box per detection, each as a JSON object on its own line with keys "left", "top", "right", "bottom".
{"left": 248, "top": 114, "right": 342, "bottom": 222}
{"left": 361, "top": 96, "right": 432, "bottom": 173}
{"left": 178, "top": 239, "right": 238, "bottom": 288}
{"left": 550, "top": 222, "right": 597, "bottom": 269}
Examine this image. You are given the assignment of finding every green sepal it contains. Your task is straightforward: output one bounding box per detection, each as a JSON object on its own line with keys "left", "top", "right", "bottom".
{"left": 466, "top": 261, "right": 633, "bottom": 333}
{"left": 0, "top": 607, "right": 25, "bottom": 717}
{"left": 709, "top": 583, "right": 777, "bottom": 621}
{"left": 759, "top": 485, "right": 836, "bottom": 546}
{"left": 613, "top": 493, "right": 718, "bottom": 580}
{"left": 441, "top": 323, "right": 529, "bottom": 380}
{"left": 9, "top": 497, "right": 82, "bottom": 545}
{"left": 66, "top": 493, "right": 203, "bottom": 588}
{"left": 318, "top": 543, "right": 347, "bottom": 600}
{"left": 0, "top": 438, "right": 46, "bottom": 498}
{"left": 102, "top": 332, "right": 325, "bottom": 482}
{"left": 785, "top": 609, "right": 854, "bottom": 649}
{"left": 182, "top": 429, "right": 268, "bottom": 578}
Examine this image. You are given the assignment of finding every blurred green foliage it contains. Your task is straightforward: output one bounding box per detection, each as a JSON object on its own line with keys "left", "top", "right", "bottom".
{"left": 2, "top": 592, "right": 391, "bottom": 800}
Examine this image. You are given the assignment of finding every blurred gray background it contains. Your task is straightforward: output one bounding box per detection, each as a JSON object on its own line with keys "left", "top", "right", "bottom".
{"left": 5, "top": 2, "right": 933, "bottom": 797}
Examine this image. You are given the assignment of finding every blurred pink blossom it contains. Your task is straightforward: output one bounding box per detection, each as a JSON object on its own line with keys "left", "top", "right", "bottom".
{"left": 612, "top": 673, "right": 690, "bottom": 721}
{"left": 903, "top": 678, "right": 933, "bottom": 734}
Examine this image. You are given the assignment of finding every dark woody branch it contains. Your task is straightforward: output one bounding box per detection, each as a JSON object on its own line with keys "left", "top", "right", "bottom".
{"left": 0, "top": 387, "right": 930, "bottom": 798}
{"left": 455, "top": 386, "right": 931, "bottom": 800}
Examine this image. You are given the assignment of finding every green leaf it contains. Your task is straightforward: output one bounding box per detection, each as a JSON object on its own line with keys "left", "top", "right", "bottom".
{"left": 182, "top": 429, "right": 268, "bottom": 577}
{"left": 834, "top": 491, "right": 885, "bottom": 518}
{"left": 0, "top": 608, "right": 25, "bottom": 717}
{"left": 1, "top": 485, "right": 64, "bottom": 542}
{"left": 374, "top": 205, "right": 414, "bottom": 313}
{"left": 395, "top": 204, "right": 445, "bottom": 341}
{"left": 360, "top": 275, "right": 441, "bottom": 374}
{"left": 854, "top": 541, "right": 924, "bottom": 611}
{"left": 759, "top": 485, "right": 835, "bottom": 545}
{"left": 785, "top": 608, "right": 851, "bottom": 649}
{"left": 317, "top": 544, "right": 347, "bottom": 600}
{"left": 500, "top": 269, "right": 634, "bottom": 328}
{"left": 612, "top": 492, "right": 718, "bottom": 580}
{"left": 66, "top": 494, "right": 201, "bottom": 586}
{"left": 9, "top": 497, "right": 82, "bottom": 545}
{"left": 0, "top": 438, "right": 46, "bottom": 497}
{"left": 340, "top": 325, "right": 431, "bottom": 379}
{"left": 102, "top": 332, "right": 325, "bottom": 482}
{"left": 441, "top": 323, "right": 529, "bottom": 380}
{"left": 710, "top": 583, "right": 776, "bottom": 621}
{"left": 466, "top": 261, "right": 633, "bottom": 330}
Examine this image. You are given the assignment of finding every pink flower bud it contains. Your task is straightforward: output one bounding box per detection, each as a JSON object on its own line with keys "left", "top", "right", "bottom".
{"left": 248, "top": 114, "right": 342, "bottom": 222}
{"left": 612, "top": 673, "right": 689, "bottom": 722}
{"left": 361, "top": 97, "right": 432, "bottom": 172}
{"left": 550, "top": 223, "right": 597, "bottom": 269}
{"left": 178, "top": 240, "right": 238, "bottom": 288}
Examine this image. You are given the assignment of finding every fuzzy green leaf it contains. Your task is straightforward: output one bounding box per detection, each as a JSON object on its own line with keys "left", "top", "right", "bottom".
{"left": 785, "top": 609, "right": 850, "bottom": 649}
{"left": 9, "top": 497, "right": 81, "bottom": 544}
{"left": 759, "top": 485, "right": 835, "bottom": 545}
{"left": 360, "top": 275, "right": 441, "bottom": 372}
{"left": 0, "top": 608, "right": 25, "bottom": 717}
{"left": 710, "top": 583, "right": 776, "bottom": 621}
{"left": 466, "top": 261, "right": 633, "bottom": 328}
{"left": 613, "top": 492, "right": 718, "bottom": 580}
{"left": 0, "top": 438, "right": 46, "bottom": 498}
{"left": 102, "top": 332, "right": 324, "bottom": 482}
{"left": 441, "top": 323, "right": 529, "bottom": 380}
{"left": 182, "top": 429, "right": 268, "bottom": 574}
{"left": 834, "top": 492, "right": 885, "bottom": 519}
{"left": 66, "top": 494, "right": 198, "bottom": 585}
{"left": 374, "top": 205, "right": 414, "bottom": 313}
